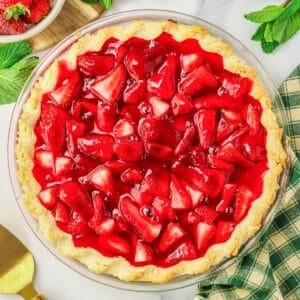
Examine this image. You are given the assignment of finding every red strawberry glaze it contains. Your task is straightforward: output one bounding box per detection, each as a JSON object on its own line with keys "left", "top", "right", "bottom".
{"left": 32, "top": 32, "right": 268, "bottom": 268}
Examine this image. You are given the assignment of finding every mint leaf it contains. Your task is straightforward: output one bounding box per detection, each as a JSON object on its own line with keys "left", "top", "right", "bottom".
{"left": 0, "top": 57, "right": 39, "bottom": 105}
{"left": 264, "top": 22, "right": 274, "bottom": 42}
{"left": 272, "top": 9, "right": 300, "bottom": 43}
{"left": 0, "top": 41, "right": 32, "bottom": 69}
{"left": 244, "top": 5, "right": 285, "bottom": 23}
{"left": 101, "top": 0, "right": 112, "bottom": 9}
{"left": 278, "top": 0, "right": 300, "bottom": 19}
{"left": 251, "top": 23, "right": 266, "bottom": 41}
{"left": 261, "top": 39, "right": 279, "bottom": 53}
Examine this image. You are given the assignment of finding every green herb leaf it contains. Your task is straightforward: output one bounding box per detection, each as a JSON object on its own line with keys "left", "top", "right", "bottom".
{"left": 244, "top": 5, "right": 285, "bottom": 23}
{"left": 0, "top": 57, "right": 39, "bottom": 105}
{"left": 0, "top": 41, "right": 32, "bottom": 69}
{"left": 261, "top": 39, "right": 280, "bottom": 53}
{"left": 264, "top": 22, "right": 274, "bottom": 42}
{"left": 101, "top": 0, "right": 112, "bottom": 9}
{"left": 272, "top": 9, "right": 300, "bottom": 43}
{"left": 251, "top": 23, "right": 267, "bottom": 41}
{"left": 277, "top": 0, "right": 300, "bottom": 19}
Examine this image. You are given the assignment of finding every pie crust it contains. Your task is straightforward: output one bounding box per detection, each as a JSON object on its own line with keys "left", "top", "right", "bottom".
{"left": 16, "top": 20, "right": 286, "bottom": 283}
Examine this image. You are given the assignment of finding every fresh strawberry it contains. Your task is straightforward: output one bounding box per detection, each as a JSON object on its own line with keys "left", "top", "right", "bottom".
{"left": 1, "top": 0, "right": 31, "bottom": 20}
{"left": 216, "top": 184, "right": 237, "bottom": 213}
{"left": 194, "top": 222, "right": 216, "bottom": 250}
{"left": 216, "top": 143, "right": 252, "bottom": 167}
{"left": 98, "top": 234, "right": 130, "bottom": 255}
{"left": 54, "top": 156, "right": 73, "bottom": 176}
{"left": 85, "top": 165, "right": 114, "bottom": 196}
{"left": 0, "top": 10, "right": 25, "bottom": 33}
{"left": 215, "top": 221, "right": 235, "bottom": 243}
{"left": 120, "top": 168, "right": 143, "bottom": 183}
{"left": 113, "top": 119, "right": 135, "bottom": 139}
{"left": 179, "top": 65, "right": 218, "bottom": 96}
{"left": 195, "top": 206, "right": 218, "bottom": 224}
{"left": 174, "top": 125, "right": 196, "bottom": 156}
{"left": 130, "top": 188, "right": 153, "bottom": 206}
{"left": 171, "top": 93, "right": 193, "bottom": 116}
{"left": 149, "top": 97, "right": 170, "bottom": 118}
{"left": 189, "top": 146, "right": 207, "bottom": 167}
{"left": 123, "top": 80, "right": 146, "bottom": 104}
{"left": 162, "top": 239, "right": 196, "bottom": 266}
{"left": 58, "top": 181, "right": 93, "bottom": 220}
{"left": 77, "top": 53, "right": 114, "bottom": 77}
{"left": 207, "top": 154, "right": 235, "bottom": 173}
{"left": 204, "top": 51, "right": 224, "bottom": 74}
{"left": 145, "top": 142, "right": 173, "bottom": 160}
{"left": 39, "top": 104, "right": 67, "bottom": 155}
{"left": 49, "top": 71, "right": 81, "bottom": 108}
{"left": 158, "top": 223, "right": 186, "bottom": 253}
{"left": 138, "top": 117, "right": 161, "bottom": 141}
{"left": 173, "top": 114, "right": 193, "bottom": 132}
{"left": 22, "top": 0, "right": 50, "bottom": 24}
{"left": 77, "top": 134, "right": 114, "bottom": 162}
{"left": 194, "top": 109, "right": 217, "bottom": 149}
{"left": 240, "top": 135, "right": 266, "bottom": 161}
{"left": 38, "top": 186, "right": 57, "bottom": 209}
{"left": 170, "top": 175, "right": 192, "bottom": 210}
{"left": 134, "top": 240, "right": 153, "bottom": 264}
{"left": 91, "top": 65, "right": 127, "bottom": 103}
{"left": 119, "top": 195, "right": 162, "bottom": 243}
{"left": 184, "top": 181, "right": 205, "bottom": 207}
{"left": 234, "top": 185, "right": 255, "bottom": 221}
{"left": 216, "top": 117, "right": 239, "bottom": 141}
{"left": 246, "top": 103, "right": 262, "bottom": 136}
{"left": 114, "top": 139, "right": 144, "bottom": 162}
{"left": 105, "top": 160, "right": 135, "bottom": 175}
{"left": 96, "top": 103, "right": 116, "bottom": 132}
{"left": 66, "top": 120, "right": 86, "bottom": 157}
{"left": 124, "top": 50, "right": 147, "bottom": 80}
{"left": 147, "top": 55, "right": 177, "bottom": 100}
{"left": 152, "top": 196, "right": 176, "bottom": 223}
{"left": 54, "top": 201, "right": 70, "bottom": 224}
{"left": 34, "top": 150, "right": 54, "bottom": 170}
{"left": 88, "top": 192, "right": 104, "bottom": 232}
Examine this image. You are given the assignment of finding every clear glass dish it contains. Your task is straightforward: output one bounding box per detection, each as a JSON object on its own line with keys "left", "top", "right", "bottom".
{"left": 8, "top": 9, "right": 292, "bottom": 292}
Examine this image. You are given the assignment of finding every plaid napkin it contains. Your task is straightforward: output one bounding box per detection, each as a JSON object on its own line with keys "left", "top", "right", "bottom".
{"left": 195, "top": 66, "right": 300, "bottom": 300}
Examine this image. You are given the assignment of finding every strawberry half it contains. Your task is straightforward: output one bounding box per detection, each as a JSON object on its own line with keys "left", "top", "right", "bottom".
{"left": 194, "top": 222, "right": 216, "bottom": 251}
{"left": 94, "top": 217, "right": 116, "bottom": 236}
{"left": 215, "top": 221, "right": 235, "bottom": 243}
{"left": 234, "top": 185, "right": 255, "bottom": 222}
{"left": 66, "top": 119, "right": 86, "bottom": 157}
{"left": 134, "top": 240, "right": 153, "bottom": 264}
{"left": 246, "top": 103, "right": 262, "bottom": 136}
{"left": 204, "top": 51, "right": 224, "bottom": 74}
{"left": 174, "top": 125, "right": 196, "bottom": 156}
{"left": 216, "top": 184, "right": 237, "bottom": 213}
{"left": 171, "top": 93, "right": 193, "bottom": 116}
{"left": 240, "top": 135, "right": 266, "bottom": 161}
{"left": 170, "top": 175, "right": 192, "bottom": 210}
{"left": 124, "top": 50, "right": 147, "bottom": 80}
{"left": 114, "top": 139, "right": 144, "bottom": 162}
{"left": 145, "top": 142, "right": 173, "bottom": 160}
{"left": 34, "top": 150, "right": 54, "bottom": 170}
{"left": 54, "top": 201, "right": 70, "bottom": 224}
{"left": 98, "top": 234, "right": 130, "bottom": 256}
{"left": 119, "top": 195, "right": 162, "bottom": 243}
{"left": 113, "top": 119, "right": 135, "bottom": 139}
{"left": 151, "top": 196, "right": 176, "bottom": 223}
{"left": 38, "top": 186, "right": 57, "bottom": 209}
{"left": 96, "top": 103, "right": 116, "bottom": 132}
{"left": 54, "top": 156, "right": 73, "bottom": 176}
{"left": 123, "top": 80, "right": 146, "bottom": 104}
{"left": 120, "top": 168, "right": 143, "bottom": 183}
{"left": 88, "top": 192, "right": 105, "bottom": 232}
{"left": 149, "top": 97, "right": 170, "bottom": 118}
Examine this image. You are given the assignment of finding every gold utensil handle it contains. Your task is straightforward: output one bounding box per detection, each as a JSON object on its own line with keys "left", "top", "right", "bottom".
{"left": 18, "top": 282, "right": 46, "bottom": 300}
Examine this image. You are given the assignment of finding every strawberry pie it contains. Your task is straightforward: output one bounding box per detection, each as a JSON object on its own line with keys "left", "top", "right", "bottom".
{"left": 16, "top": 21, "right": 286, "bottom": 283}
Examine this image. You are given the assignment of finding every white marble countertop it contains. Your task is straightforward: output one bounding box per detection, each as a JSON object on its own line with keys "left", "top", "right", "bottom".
{"left": 0, "top": 0, "right": 299, "bottom": 299}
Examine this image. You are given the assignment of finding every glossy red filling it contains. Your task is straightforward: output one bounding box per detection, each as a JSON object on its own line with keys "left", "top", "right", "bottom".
{"left": 32, "top": 32, "right": 268, "bottom": 267}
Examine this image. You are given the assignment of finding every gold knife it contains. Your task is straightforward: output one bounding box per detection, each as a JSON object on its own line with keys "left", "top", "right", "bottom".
{"left": 0, "top": 225, "right": 45, "bottom": 300}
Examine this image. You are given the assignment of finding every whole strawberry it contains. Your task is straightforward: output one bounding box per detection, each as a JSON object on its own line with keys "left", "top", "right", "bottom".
{"left": 22, "top": 0, "right": 50, "bottom": 24}
{"left": 0, "top": 9, "right": 25, "bottom": 34}
{"left": 0, "top": 0, "right": 32, "bottom": 20}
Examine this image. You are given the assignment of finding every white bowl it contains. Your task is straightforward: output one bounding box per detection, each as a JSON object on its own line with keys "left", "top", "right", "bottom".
{"left": 0, "top": 0, "right": 65, "bottom": 43}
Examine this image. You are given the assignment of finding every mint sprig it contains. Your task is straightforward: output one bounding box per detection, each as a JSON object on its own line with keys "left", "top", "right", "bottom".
{"left": 244, "top": 0, "right": 300, "bottom": 53}
{"left": 0, "top": 41, "right": 38, "bottom": 105}
{"left": 81, "top": 0, "right": 113, "bottom": 10}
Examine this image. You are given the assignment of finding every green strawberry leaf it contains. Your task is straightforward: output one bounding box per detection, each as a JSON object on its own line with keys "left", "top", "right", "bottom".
{"left": 251, "top": 23, "right": 266, "bottom": 41}
{"left": 244, "top": 5, "right": 285, "bottom": 23}
{"left": 0, "top": 57, "right": 39, "bottom": 105}
{"left": 264, "top": 22, "right": 274, "bottom": 42}
{"left": 0, "top": 41, "right": 32, "bottom": 69}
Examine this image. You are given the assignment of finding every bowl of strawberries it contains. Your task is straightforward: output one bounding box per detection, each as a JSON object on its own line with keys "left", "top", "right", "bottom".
{"left": 0, "top": 0, "right": 65, "bottom": 42}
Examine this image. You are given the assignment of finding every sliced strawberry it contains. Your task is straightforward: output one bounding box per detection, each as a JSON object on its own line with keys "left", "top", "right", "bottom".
{"left": 105, "top": 160, "right": 135, "bottom": 175}
{"left": 123, "top": 80, "right": 146, "bottom": 104}
{"left": 216, "top": 143, "right": 252, "bottom": 167}
{"left": 240, "top": 135, "right": 266, "bottom": 161}
{"left": 194, "top": 109, "right": 217, "bottom": 149}
{"left": 180, "top": 211, "right": 201, "bottom": 225}
{"left": 194, "top": 222, "right": 216, "bottom": 250}
{"left": 189, "top": 146, "right": 207, "bottom": 167}
{"left": 207, "top": 154, "right": 235, "bottom": 173}
{"left": 98, "top": 234, "right": 130, "bottom": 255}
{"left": 94, "top": 217, "right": 116, "bottom": 235}
{"left": 113, "top": 119, "right": 135, "bottom": 139}
{"left": 171, "top": 93, "right": 193, "bottom": 116}
{"left": 49, "top": 71, "right": 81, "bottom": 108}
{"left": 158, "top": 223, "right": 186, "bottom": 253}
{"left": 124, "top": 50, "right": 147, "bottom": 80}
{"left": 173, "top": 115, "right": 193, "bottom": 132}
{"left": 246, "top": 103, "right": 261, "bottom": 136}
{"left": 88, "top": 192, "right": 105, "bottom": 232}
{"left": 179, "top": 65, "right": 218, "bottom": 96}
{"left": 145, "top": 142, "right": 173, "bottom": 160}
{"left": 34, "top": 150, "right": 54, "bottom": 170}
{"left": 162, "top": 239, "right": 196, "bottom": 266}
{"left": 85, "top": 165, "right": 114, "bottom": 196}
{"left": 67, "top": 211, "right": 89, "bottom": 237}
{"left": 112, "top": 208, "right": 132, "bottom": 232}
{"left": 138, "top": 117, "right": 161, "bottom": 141}
{"left": 216, "top": 184, "right": 237, "bottom": 213}
{"left": 114, "top": 139, "right": 144, "bottom": 162}
{"left": 147, "top": 55, "right": 177, "bottom": 100}
{"left": 54, "top": 156, "right": 73, "bottom": 176}
{"left": 134, "top": 240, "right": 153, "bottom": 264}
{"left": 170, "top": 175, "right": 192, "bottom": 210}
{"left": 96, "top": 103, "right": 116, "bottom": 132}
{"left": 119, "top": 195, "right": 162, "bottom": 243}
{"left": 149, "top": 97, "right": 170, "bottom": 118}
{"left": 222, "top": 109, "right": 242, "bottom": 123}
{"left": 216, "top": 117, "right": 239, "bottom": 141}
{"left": 77, "top": 53, "right": 114, "bottom": 77}
{"left": 234, "top": 185, "right": 255, "bottom": 222}
{"left": 174, "top": 125, "right": 196, "bottom": 156}
{"left": 130, "top": 188, "right": 154, "bottom": 206}
{"left": 204, "top": 51, "right": 224, "bottom": 74}
{"left": 184, "top": 182, "right": 205, "bottom": 208}
{"left": 120, "top": 103, "right": 141, "bottom": 122}
{"left": 77, "top": 134, "right": 114, "bottom": 162}
{"left": 58, "top": 181, "right": 93, "bottom": 219}
{"left": 215, "top": 221, "right": 235, "bottom": 243}
{"left": 71, "top": 99, "right": 98, "bottom": 119}
{"left": 38, "top": 187, "right": 57, "bottom": 209}
{"left": 120, "top": 168, "right": 143, "bottom": 183}
{"left": 54, "top": 201, "right": 70, "bottom": 224}
{"left": 66, "top": 119, "right": 86, "bottom": 157}
{"left": 180, "top": 44, "right": 205, "bottom": 73}
{"left": 221, "top": 126, "right": 250, "bottom": 147}
{"left": 73, "top": 154, "right": 98, "bottom": 175}
{"left": 91, "top": 65, "right": 127, "bottom": 103}
{"left": 151, "top": 196, "right": 176, "bottom": 223}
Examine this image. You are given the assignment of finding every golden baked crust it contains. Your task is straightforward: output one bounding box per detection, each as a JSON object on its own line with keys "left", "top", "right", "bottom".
{"left": 16, "top": 21, "right": 286, "bottom": 283}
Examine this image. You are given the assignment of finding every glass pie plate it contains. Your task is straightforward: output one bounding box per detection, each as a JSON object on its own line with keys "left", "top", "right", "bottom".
{"left": 8, "top": 9, "right": 292, "bottom": 292}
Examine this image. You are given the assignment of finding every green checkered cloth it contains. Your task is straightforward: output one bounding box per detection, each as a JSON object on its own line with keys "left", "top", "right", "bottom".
{"left": 195, "top": 66, "right": 300, "bottom": 300}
